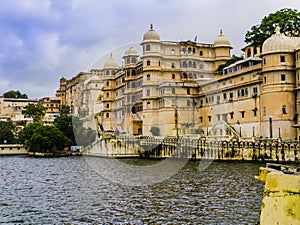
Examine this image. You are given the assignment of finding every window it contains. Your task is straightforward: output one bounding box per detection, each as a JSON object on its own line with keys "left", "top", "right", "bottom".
{"left": 237, "top": 90, "right": 241, "bottom": 97}
{"left": 281, "top": 74, "right": 286, "bottom": 82}
{"left": 208, "top": 116, "right": 211, "bottom": 122}
{"left": 217, "top": 115, "right": 221, "bottom": 121}
{"left": 199, "top": 51, "right": 203, "bottom": 56}
{"left": 241, "top": 89, "right": 245, "bottom": 97}
{"left": 146, "top": 89, "right": 150, "bottom": 96}
{"left": 106, "top": 113, "right": 109, "bottom": 118}
{"left": 282, "top": 105, "right": 287, "bottom": 114}
{"left": 106, "top": 70, "right": 110, "bottom": 75}
{"left": 172, "top": 63, "right": 175, "bottom": 68}
{"left": 147, "top": 74, "right": 150, "bottom": 80}
{"left": 188, "top": 61, "right": 193, "bottom": 67}
{"left": 200, "top": 64, "right": 204, "bottom": 70}
{"left": 263, "top": 107, "right": 266, "bottom": 116}
{"left": 245, "top": 88, "right": 248, "bottom": 96}
{"left": 263, "top": 58, "right": 266, "bottom": 65}
{"left": 146, "top": 44, "right": 151, "bottom": 51}
{"left": 229, "top": 92, "right": 233, "bottom": 99}
{"left": 106, "top": 104, "right": 109, "bottom": 108}
{"left": 187, "top": 88, "right": 190, "bottom": 95}
{"left": 253, "top": 109, "right": 257, "bottom": 117}
{"left": 200, "top": 117, "right": 203, "bottom": 123}
{"left": 241, "top": 111, "right": 245, "bottom": 118}
{"left": 171, "top": 49, "right": 175, "bottom": 55}
{"left": 264, "top": 76, "right": 267, "bottom": 83}
{"left": 182, "top": 61, "right": 187, "bottom": 68}
{"left": 253, "top": 87, "right": 258, "bottom": 95}
{"left": 187, "top": 100, "right": 190, "bottom": 106}
{"left": 223, "top": 93, "right": 227, "bottom": 100}
{"left": 106, "top": 92, "right": 109, "bottom": 97}
{"left": 280, "top": 55, "right": 285, "bottom": 63}
{"left": 230, "top": 112, "right": 234, "bottom": 119}
{"left": 172, "top": 74, "right": 175, "bottom": 79}
{"left": 172, "top": 88, "right": 175, "bottom": 94}
{"left": 106, "top": 81, "right": 109, "bottom": 86}
{"left": 147, "top": 60, "right": 150, "bottom": 66}
{"left": 158, "top": 61, "right": 160, "bottom": 66}
{"left": 193, "top": 62, "right": 196, "bottom": 68}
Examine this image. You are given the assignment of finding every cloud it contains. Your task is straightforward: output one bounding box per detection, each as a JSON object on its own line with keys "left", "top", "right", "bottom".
{"left": 0, "top": 0, "right": 298, "bottom": 98}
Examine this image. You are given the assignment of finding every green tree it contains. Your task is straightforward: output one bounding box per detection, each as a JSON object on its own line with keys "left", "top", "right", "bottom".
{"left": 3, "top": 90, "right": 28, "bottom": 99}
{"left": 216, "top": 55, "right": 244, "bottom": 74}
{"left": 72, "top": 117, "right": 96, "bottom": 147}
{"left": 22, "top": 103, "right": 47, "bottom": 122}
{"left": 245, "top": 8, "right": 300, "bottom": 47}
{"left": 0, "top": 121, "right": 16, "bottom": 144}
{"left": 59, "top": 105, "right": 70, "bottom": 116}
{"left": 150, "top": 126, "right": 160, "bottom": 136}
{"left": 19, "top": 122, "right": 71, "bottom": 153}
{"left": 54, "top": 115, "right": 76, "bottom": 146}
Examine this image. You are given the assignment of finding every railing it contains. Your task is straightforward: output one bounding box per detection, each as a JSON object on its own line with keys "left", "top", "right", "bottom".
{"left": 110, "top": 136, "right": 300, "bottom": 162}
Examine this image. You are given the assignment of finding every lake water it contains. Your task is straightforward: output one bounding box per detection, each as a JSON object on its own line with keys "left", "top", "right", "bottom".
{"left": 0, "top": 156, "right": 264, "bottom": 224}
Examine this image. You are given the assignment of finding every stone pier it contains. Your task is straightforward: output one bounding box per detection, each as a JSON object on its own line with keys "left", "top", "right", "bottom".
{"left": 256, "top": 164, "right": 300, "bottom": 225}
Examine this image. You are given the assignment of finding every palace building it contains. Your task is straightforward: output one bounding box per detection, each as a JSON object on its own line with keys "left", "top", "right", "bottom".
{"left": 57, "top": 25, "right": 300, "bottom": 141}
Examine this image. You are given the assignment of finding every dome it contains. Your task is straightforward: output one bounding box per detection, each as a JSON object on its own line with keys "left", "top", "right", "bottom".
{"left": 104, "top": 53, "right": 119, "bottom": 69}
{"left": 143, "top": 24, "right": 160, "bottom": 41}
{"left": 262, "top": 26, "right": 296, "bottom": 54}
{"left": 124, "top": 47, "right": 138, "bottom": 56}
{"left": 214, "top": 29, "right": 231, "bottom": 47}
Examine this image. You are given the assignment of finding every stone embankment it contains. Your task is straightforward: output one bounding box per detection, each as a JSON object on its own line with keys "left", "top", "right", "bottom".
{"left": 256, "top": 163, "right": 300, "bottom": 225}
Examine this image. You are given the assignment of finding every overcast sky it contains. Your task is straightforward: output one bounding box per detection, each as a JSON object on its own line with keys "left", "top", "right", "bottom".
{"left": 0, "top": 0, "right": 299, "bottom": 99}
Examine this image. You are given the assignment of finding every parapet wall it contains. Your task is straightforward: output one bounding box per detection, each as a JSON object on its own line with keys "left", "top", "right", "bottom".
{"left": 0, "top": 144, "right": 28, "bottom": 155}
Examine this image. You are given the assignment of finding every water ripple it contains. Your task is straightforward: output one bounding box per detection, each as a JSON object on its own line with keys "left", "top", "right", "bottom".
{"left": 0, "top": 156, "right": 264, "bottom": 224}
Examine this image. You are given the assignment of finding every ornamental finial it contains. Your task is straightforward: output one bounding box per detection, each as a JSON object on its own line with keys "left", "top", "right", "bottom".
{"left": 150, "top": 24, "right": 153, "bottom": 30}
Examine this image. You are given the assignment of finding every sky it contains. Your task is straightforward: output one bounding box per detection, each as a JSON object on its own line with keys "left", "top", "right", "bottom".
{"left": 0, "top": 0, "right": 299, "bottom": 99}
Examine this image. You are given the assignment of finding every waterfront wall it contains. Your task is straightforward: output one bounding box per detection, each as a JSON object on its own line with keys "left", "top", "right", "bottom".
{"left": 0, "top": 144, "right": 28, "bottom": 155}
{"left": 85, "top": 135, "right": 300, "bottom": 162}
{"left": 257, "top": 165, "right": 300, "bottom": 225}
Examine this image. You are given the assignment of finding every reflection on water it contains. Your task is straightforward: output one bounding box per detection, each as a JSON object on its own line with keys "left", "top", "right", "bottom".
{"left": 0, "top": 156, "right": 264, "bottom": 224}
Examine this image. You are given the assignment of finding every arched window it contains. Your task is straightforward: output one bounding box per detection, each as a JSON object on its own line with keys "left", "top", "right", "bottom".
{"left": 182, "top": 61, "right": 187, "bottom": 68}
{"left": 188, "top": 61, "right": 193, "bottom": 67}
{"left": 188, "top": 47, "right": 192, "bottom": 54}
{"left": 146, "top": 44, "right": 151, "bottom": 51}
{"left": 182, "top": 73, "right": 187, "bottom": 79}
{"left": 146, "top": 89, "right": 150, "bottom": 96}
{"left": 200, "top": 64, "right": 204, "bottom": 70}
{"left": 171, "top": 49, "right": 175, "bottom": 55}
{"left": 171, "top": 74, "right": 175, "bottom": 79}
{"left": 181, "top": 48, "right": 186, "bottom": 54}
{"left": 106, "top": 70, "right": 110, "bottom": 75}
{"left": 147, "top": 74, "right": 150, "bottom": 80}
{"left": 147, "top": 60, "right": 150, "bottom": 66}
{"left": 131, "top": 70, "right": 136, "bottom": 76}
{"left": 193, "top": 62, "right": 196, "bottom": 68}
{"left": 282, "top": 105, "right": 287, "bottom": 114}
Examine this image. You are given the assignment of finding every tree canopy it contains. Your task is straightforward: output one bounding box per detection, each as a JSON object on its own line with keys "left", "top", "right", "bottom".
{"left": 54, "top": 115, "right": 76, "bottom": 146}
{"left": 22, "top": 103, "right": 47, "bottom": 122}
{"left": 18, "top": 122, "right": 71, "bottom": 153}
{"left": 0, "top": 121, "right": 16, "bottom": 144}
{"left": 3, "top": 90, "right": 28, "bottom": 99}
{"left": 245, "top": 8, "right": 300, "bottom": 47}
{"left": 216, "top": 55, "right": 244, "bottom": 74}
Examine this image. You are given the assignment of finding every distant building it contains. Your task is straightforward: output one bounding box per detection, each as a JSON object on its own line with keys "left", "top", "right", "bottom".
{"left": 40, "top": 97, "right": 61, "bottom": 123}
{"left": 57, "top": 25, "right": 300, "bottom": 141}
{"left": 0, "top": 97, "right": 39, "bottom": 129}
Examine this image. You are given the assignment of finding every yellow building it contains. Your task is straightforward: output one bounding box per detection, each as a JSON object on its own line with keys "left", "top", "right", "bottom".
{"left": 58, "top": 25, "right": 300, "bottom": 141}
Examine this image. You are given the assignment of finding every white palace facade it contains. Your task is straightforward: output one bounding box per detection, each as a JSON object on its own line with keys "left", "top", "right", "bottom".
{"left": 57, "top": 25, "right": 300, "bottom": 141}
